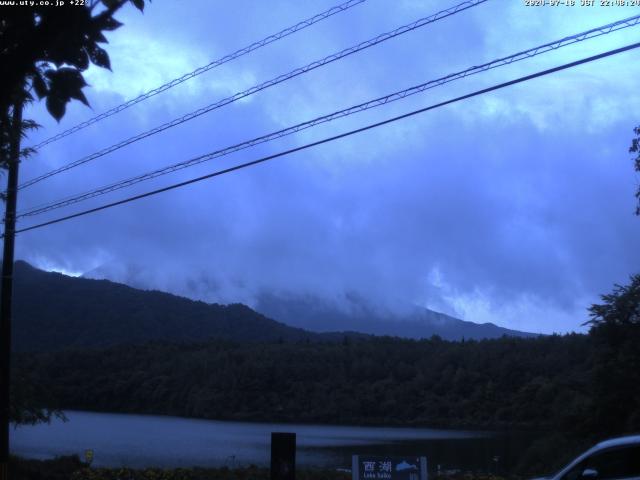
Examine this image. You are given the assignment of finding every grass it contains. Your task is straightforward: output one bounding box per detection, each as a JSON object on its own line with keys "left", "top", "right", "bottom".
{"left": 10, "top": 456, "right": 351, "bottom": 480}
{"left": 11, "top": 455, "right": 518, "bottom": 480}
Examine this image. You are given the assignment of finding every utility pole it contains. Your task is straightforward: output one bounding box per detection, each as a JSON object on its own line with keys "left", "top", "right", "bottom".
{"left": 0, "top": 99, "right": 23, "bottom": 480}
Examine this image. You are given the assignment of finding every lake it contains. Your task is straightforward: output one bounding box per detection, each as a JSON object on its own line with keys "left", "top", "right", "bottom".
{"left": 11, "top": 411, "right": 530, "bottom": 472}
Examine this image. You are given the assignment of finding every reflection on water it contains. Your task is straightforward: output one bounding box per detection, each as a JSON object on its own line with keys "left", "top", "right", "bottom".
{"left": 11, "top": 410, "right": 532, "bottom": 472}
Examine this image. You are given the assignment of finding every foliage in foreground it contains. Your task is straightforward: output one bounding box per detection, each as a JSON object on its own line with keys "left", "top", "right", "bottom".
{"left": 11, "top": 455, "right": 522, "bottom": 480}
{"left": 10, "top": 454, "right": 85, "bottom": 480}
{"left": 10, "top": 455, "right": 351, "bottom": 480}
{"left": 631, "top": 125, "right": 640, "bottom": 215}
{"left": 69, "top": 466, "right": 350, "bottom": 480}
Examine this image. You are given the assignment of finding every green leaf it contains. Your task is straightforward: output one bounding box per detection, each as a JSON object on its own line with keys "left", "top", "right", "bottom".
{"left": 44, "top": 68, "right": 91, "bottom": 116}
{"left": 88, "top": 44, "right": 110, "bottom": 70}
{"left": 131, "top": 0, "right": 144, "bottom": 11}
{"left": 70, "top": 89, "right": 90, "bottom": 107}
{"left": 21, "top": 119, "right": 41, "bottom": 132}
{"left": 60, "top": 67, "right": 87, "bottom": 86}
{"left": 45, "top": 31, "right": 88, "bottom": 68}
{"left": 101, "top": 16, "right": 123, "bottom": 31}
{"left": 92, "top": 30, "right": 109, "bottom": 44}
{"left": 74, "top": 49, "right": 90, "bottom": 70}
{"left": 46, "top": 95, "right": 66, "bottom": 122}
{"left": 20, "top": 147, "right": 38, "bottom": 160}
{"left": 32, "top": 73, "right": 49, "bottom": 99}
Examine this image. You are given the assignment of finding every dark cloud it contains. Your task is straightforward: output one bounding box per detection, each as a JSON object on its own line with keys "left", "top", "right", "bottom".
{"left": 13, "top": 0, "right": 640, "bottom": 334}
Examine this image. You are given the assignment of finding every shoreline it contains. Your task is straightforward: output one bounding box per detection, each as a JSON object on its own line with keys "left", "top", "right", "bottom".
{"left": 27, "top": 407, "right": 548, "bottom": 435}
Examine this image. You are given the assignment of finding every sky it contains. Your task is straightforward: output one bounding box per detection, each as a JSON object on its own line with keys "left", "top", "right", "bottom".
{"left": 14, "top": 0, "right": 640, "bottom": 334}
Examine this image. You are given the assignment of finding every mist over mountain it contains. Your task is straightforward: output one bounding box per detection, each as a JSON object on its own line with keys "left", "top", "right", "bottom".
{"left": 256, "top": 292, "right": 539, "bottom": 341}
{"left": 82, "top": 261, "right": 539, "bottom": 340}
{"left": 13, "top": 261, "right": 366, "bottom": 352}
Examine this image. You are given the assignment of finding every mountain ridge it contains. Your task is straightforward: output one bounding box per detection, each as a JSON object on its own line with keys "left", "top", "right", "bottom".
{"left": 13, "top": 260, "right": 537, "bottom": 353}
{"left": 82, "top": 261, "right": 540, "bottom": 340}
{"left": 12, "top": 260, "right": 364, "bottom": 352}
{"left": 256, "top": 292, "right": 539, "bottom": 341}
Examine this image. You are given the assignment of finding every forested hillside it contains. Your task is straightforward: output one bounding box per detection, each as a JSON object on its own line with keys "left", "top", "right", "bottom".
{"left": 10, "top": 334, "right": 601, "bottom": 430}
{"left": 12, "top": 261, "right": 537, "bottom": 353}
{"left": 11, "top": 261, "right": 365, "bottom": 351}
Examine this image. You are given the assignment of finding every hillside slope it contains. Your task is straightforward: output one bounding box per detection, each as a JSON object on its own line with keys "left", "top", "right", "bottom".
{"left": 12, "top": 261, "right": 329, "bottom": 352}
{"left": 83, "top": 262, "right": 540, "bottom": 340}
{"left": 256, "top": 293, "right": 539, "bottom": 341}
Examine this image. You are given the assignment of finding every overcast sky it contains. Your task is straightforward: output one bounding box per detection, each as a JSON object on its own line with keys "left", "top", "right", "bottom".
{"left": 15, "top": 0, "right": 640, "bottom": 334}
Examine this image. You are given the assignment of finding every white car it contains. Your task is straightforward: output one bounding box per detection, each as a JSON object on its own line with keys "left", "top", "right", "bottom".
{"left": 542, "top": 435, "right": 640, "bottom": 480}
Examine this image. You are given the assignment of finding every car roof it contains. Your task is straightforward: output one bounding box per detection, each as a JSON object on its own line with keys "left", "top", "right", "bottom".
{"left": 593, "top": 434, "right": 640, "bottom": 450}
{"left": 552, "top": 435, "right": 640, "bottom": 480}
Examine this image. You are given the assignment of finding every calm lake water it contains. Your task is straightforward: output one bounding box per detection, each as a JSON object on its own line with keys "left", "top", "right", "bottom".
{"left": 11, "top": 411, "right": 530, "bottom": 472}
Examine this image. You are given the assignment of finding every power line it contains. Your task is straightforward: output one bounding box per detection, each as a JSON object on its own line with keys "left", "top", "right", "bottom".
{"left": 10, "top": 41, "right": 640, "bottom": 237}
{"left": 17, "top": 13, "right": 640, "bottom": 219}
{"left": 29, "top": 0, "right": 368, "bottom": 150}
{"left": 18, "top": 0, "right": 487, "bottom": 190}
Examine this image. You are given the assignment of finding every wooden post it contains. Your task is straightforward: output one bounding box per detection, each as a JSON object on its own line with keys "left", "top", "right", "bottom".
{"left": 270, "top": 432, "right": 296, "bottom": 480}
{"left": 0, "top": 100, "right": 23, "bottom": 480}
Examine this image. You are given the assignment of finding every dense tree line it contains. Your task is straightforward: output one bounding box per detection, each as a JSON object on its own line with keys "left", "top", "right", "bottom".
{"left": 585, "top": 274, "right": 640, "bottom": 436}
{"left": 11, "top": 261, "right": 365, "bottom": 353}
{"left": 12, "top": 334, "right": 600, "bottom": 431}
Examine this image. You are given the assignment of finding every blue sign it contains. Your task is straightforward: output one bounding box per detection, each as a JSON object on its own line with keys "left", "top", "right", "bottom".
{"left": 352, "top": 456, "right": 428, "bottom": 480}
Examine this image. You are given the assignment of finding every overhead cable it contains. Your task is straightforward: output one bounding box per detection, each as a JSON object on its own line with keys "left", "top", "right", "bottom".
{"left": 11, "top": 40, "right": 640, "bottom": 237}
{"left": 18, "top": 0, "right": 487, "bottom": 190}
{"left": 30, "top": 0, "right": 368, "bottom": 150}
{"left": 17, "top": 13, "right": 640, "bottom": 219}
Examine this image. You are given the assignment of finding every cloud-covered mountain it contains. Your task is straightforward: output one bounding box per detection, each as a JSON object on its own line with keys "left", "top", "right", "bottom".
{"left": 255, "top": 292, "right": 539, "bottom": 341}
{"left": 82, "top": 261, "right": 539, "bottom": 340}
{"left": 12, "top": 261, "right": 368, "bottom": 352}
